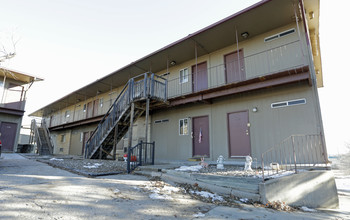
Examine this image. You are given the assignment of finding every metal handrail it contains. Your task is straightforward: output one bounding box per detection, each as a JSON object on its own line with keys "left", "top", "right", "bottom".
{"left": 261, "top": 134, "right": 328, "bottom": 182}
{"left": 84, "top": 73, "right": 166, "bottom": 159}
{"left": 41, "top": 119, "right": 54, "bottom": 154}
{"left": 167, "top": 40, "right": 306, "bottom": 98}
{"left": 31, "top": 119, "right": 43, "bottom": 153}
{"left": 127, "top": 141, "right": 155, "bottom": 173}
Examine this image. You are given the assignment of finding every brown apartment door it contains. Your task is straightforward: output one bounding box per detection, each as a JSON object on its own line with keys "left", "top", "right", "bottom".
{"left": 93, "top": 99, "right": 99, "bottom": 117}
{"left": 82, "top": 132, "right": 90, "bottom": 155}
{"left": 224, "top": 50, "right": 246, "bottom": 83}
{"left": 86, "top": 101, "right": 93, "bottom": 118}
{"left": 227, "top": 111, "right": 251, "bottom": 156}
{"left": 192, "top": 62, "right": 208, "bottom": 93}
{"left": 192, "top": 116, "right": 210, "bottom": 157}
{"left": 0, "top": 122, "right": 18, "bottom": 151}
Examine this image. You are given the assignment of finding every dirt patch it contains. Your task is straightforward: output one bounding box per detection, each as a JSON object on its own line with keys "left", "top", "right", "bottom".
{"left": 21, "top": 154, "right": 127, "bottom": 176}
{"left": 41, "top": 158, "right": 127, "bottom": 176}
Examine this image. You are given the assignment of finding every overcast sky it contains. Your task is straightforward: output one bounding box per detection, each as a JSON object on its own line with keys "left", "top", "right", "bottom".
{"left": 1, "top": 0, "right": 349, "bottom": 155}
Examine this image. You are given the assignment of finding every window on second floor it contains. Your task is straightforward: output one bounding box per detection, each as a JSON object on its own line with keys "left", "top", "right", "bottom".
{"left": 99, "top": 98, "right": 103, "bottom": 108}
{"left": 83, "top": 104, "right": 86, "bottom": 112}
{"left": 179, "top": 68, "right": 189, "bottom": 84}
{"left": 65, "top": 110, "right": 70, "bottom": 118}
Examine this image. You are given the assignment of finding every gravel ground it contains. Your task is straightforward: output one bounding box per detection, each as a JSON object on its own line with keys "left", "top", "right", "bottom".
{"left": 22, "top": 154, "right": 127, "bottom": 176}
{"left": 197, "top": 164, "right": 260, "bottom": 177}
{"left": 21, "top": 154, "right": 262, "bottom": 178}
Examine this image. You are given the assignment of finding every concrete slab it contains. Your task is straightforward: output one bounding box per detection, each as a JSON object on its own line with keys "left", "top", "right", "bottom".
{"left": 260, "top": 171, "right": 339, "bottom": 209}
{"left": 1, "top": 153, "right": 27, "bottom": 160}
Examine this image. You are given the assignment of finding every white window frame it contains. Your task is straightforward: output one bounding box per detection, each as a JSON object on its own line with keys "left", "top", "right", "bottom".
{"left": 179, "top": 68, "right": 189, "bottom": 84}
{"left": 271, "top": 98, "right": 306, "bottom": 109}
{"left": 99, "top": 98, "right": 103, "bottom": 108}
{"left": 80, "top": 132, "right": 83, "bottom": 142}
{"left": 60, "top": 134, "right": 65, "bottom": 143}
{"left": 264, "top": 28, "right": 296, "bottom": 42}
{"left": 179, "top": 118, "right": 189, "bottom": 135}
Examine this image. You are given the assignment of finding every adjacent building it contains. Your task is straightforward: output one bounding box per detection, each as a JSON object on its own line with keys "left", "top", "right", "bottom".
{"left": 0, "top": 67, "right": 42, "bottom": 152}
{"left": 30, "top": 0, "right": 327, "bottom": 163}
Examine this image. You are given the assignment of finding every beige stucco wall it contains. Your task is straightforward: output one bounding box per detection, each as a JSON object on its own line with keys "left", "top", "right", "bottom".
{"left": 151, "top": 82, "right": 320, "bottom": 161}
{"left": 51, "top": 130, "right": 71, "bottom": 155}
{"left": 59, "top": 115, "right": 151, "bottom": 156}
{"left": 68, "top": 124, "right": 97, "bottom": 155}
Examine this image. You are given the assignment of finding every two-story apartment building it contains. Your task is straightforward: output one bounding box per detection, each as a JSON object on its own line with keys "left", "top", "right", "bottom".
{"left": 0, "top": 67, "right": 42, "bottom": 152}
{"left": 30, "top": 0, "right": 327, "bottom": 163}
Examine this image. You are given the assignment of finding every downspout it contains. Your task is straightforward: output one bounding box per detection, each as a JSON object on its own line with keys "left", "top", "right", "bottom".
{"left": 298, "top": 0, "right": 328, "bottom": 162}
{"left": 72, "top": 94, "right": 77, "bottom": 121}
{"left": 293, "top": 3, "right": 306, "bottom": 62}
{"left": 195, "top": 41, "right": 198, "bottom": 92}
{"left": 235, "top": 26, "right": 240, "bottom": 72}
{"left": 1, "top": 74, "right": 6, "bottom": 103}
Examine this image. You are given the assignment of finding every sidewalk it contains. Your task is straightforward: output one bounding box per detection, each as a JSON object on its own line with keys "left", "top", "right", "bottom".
{"left": 2, "top": 153, "right": 348, "bottom": 219}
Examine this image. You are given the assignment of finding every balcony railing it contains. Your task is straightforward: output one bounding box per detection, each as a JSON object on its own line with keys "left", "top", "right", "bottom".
{"left": 48, "top": 40, "right": 306, "bottom": 127}
{"left": 261, "top": 134, "right": 329, "bottom": 182}
{"left": 48, "top": 73, "right": 168, "bottom": 128}
{"left": 48, "top": 98, "right": 115, "bottom": 127}
{"left": 84, "top": 73, "right": 166, "bottom": 159}
{"left": 167, "top": 40, "right": 306, "bottom": 98}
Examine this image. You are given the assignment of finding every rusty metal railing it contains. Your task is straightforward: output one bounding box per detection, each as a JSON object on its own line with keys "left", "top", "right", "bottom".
{"left": 261, "top": 134, "right": 329, "bottom": 182}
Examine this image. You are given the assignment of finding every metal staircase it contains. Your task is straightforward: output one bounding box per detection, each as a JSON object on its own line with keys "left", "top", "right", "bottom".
{"left": 30, "top": 119, "right": 54, "bottom": 155}
{"left": 84, "top": 72, "right": 167, "bottom": 159}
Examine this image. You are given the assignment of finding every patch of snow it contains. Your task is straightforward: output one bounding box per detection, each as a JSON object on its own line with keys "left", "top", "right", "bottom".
{"left": 300, "top": 206, "right": 317, "bottom": 212}
{"left": 50, "top": 158, "right": 63, "bottom": 161}
{"left": 175, "top": 165, "right": 203, "bottom": 172}
{"left": 240, "top": 198, "right": 249, "bottom": 203}
{"left": 335, "top": 177, "right": 350, "bottom": 193}
{"left": 83, "top": 163, "right": 102, "bottom": 169}
{"left": 268, "top": 170, "right": 295, "bottom": 178}
{"left": 190, "top": 190, "right": 224, "bottom": 202}
{"left": 256, "top": 169, "right": 307, "bottom": 179}
{"left": 162, "top": 185, "right": 180, "bottom": 193}
{"left": 193, "top": 212, "right": 205, "bottom": 218}
{"left": 149, "top": 193, "right": 172, "bottom": 200}
{"left": 114, "top": 188, "right": 120, "bottom": 193}
{"left": 144, "top": 185, "right": 160, "bottom": 194}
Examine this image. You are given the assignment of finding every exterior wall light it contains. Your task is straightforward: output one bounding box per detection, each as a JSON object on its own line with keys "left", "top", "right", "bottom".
{"left": 241, "top": 32, "right": 249, "bottom": 39}
{"left": 252, "top": 107, "right": 258, "bottom": 112}
{"left": 170, "top": 61, "right": 176, "bottom": 66}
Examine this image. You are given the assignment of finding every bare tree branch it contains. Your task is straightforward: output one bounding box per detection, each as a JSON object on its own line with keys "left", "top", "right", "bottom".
{"left": 0, "top": 29, "right": 19, "bottom": 63}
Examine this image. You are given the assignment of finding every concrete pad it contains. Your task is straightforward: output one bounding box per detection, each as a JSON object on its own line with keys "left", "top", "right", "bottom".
{"left": 1, "top": 153, "right": 26, "bottom": 160}
{"left": 203, "top": 205, "right": 345, "bottom": 220}
{"left": 259, "top": 171, "right": 339, "bottom": 208}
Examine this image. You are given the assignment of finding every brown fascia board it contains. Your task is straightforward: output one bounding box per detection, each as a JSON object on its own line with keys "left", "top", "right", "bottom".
{"left": 0, "top": 107, "right": 25, "bottom": 116}
{"left": 169, "top": 66, "right": 310, "bottom": 106}
{"left": 49, "top": 115, "right": 104, "bottom": 131}
{"left": 30, "top": 0, "right": 272, "bottom": 117}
